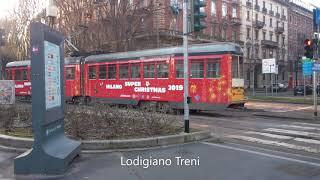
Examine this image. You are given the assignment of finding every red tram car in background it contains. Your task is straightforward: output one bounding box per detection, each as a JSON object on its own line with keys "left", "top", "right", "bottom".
{"left": 6, "top": 42, "right": 245, "bottom": 111}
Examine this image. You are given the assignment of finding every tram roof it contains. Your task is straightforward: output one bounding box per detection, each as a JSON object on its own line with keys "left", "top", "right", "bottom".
{"left": 6, "top": 60, "right": 31, "bottom": 68}
{"left": 85, "top": 42, "right": 243, "bottom": 63}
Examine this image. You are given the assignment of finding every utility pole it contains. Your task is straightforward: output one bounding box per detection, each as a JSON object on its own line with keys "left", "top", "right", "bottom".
{"left": 251, "top": 0, "right": 255, "bottom": 96}
{"left": 183, "top": 0, "right": 189, "bottom": 133}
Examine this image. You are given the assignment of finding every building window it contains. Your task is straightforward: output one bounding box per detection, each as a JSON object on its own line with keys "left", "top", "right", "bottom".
{"left": 263, "top": 1, "right": 265, "bottom": 8}
{"left": 175, "top": 60, "right": 184, "bottom": 78}
{"left": 211, "top": 0, "right": 216, "bottom": 16}
{"left": 119, "top": 64, "right": 129, "bottom": 79}
{"left": 263, "top": 49, "right": 266, "bottom": 58}
{"left": 88, "top": 66, "right": 96, "bottom": 79}
{"left": 247, "top": 11, "right": 250, "bottom": 20}
{"left": 269, "top": 32, "right": 273, "bottom": 41}
{"left": 270, "top": 3, "right": 272, "bottom": 11}
{"left": 206, "top": 59, "right": 220, "bottom": 78}
{"left": 269, "top": 49, "right": 273, "bottom": 58}
{"left": 276, "top": 6, "right": 279, "bottom": 13}
{"left": 255, "top": 0, "right": 258, "bottom": 5}
{"left": 247, "top": 27, "right": 250, "bottom": 39}
{"left": 156, "top": 62, "right": 169, "bottom": 78}
{"left": 255, "top": 29, "right": 259, "bottom": 40}
{"left": 282, "top": 35, "right": 285, "bottom": 46}
{"left": 263, "top": 31, "right": 266, "bottom": 40}
{"left": 222, "top": 2, "right": 227, "bottom": 17}
{"left": 232, "top": 6, "right": 237, "bottom": 18}
{"left": 98, "top": 65, "right": 106, "bottom": 79}
{"left": 247, "top": 70, "right": 250, "bottom": 81}
{"left": 143, "top": 63, "right": 155, "bottom": 78}
{"left": 108, "top": 64, "right": 116, "bottom": 79}
{"left": 255, "top": 13, "right": 258, "bottom": 21}
{"left": 282, "top": 71, "right": 285, "bottom": 80}
{"left": 270, "top": 18, "right": 272, "bottom": 27}
{"left": 282, "top": 8, "right": 284, "bottom": 16}
{"left": 263, "top": 16, "right": 265, "bottom": 23}
{"left": 232, "top": 31, "right": 237, "bottom": 41}
{"left": 222, "top": 28, "right": 226, "bottom": 40}
{"left": 276, "top": 34, "right": 279, "bottom": 43}
{"left": 190, "top": 60, "right": 204, "bottom": 78}
{"left": 130, "top": 63, "right": 140, "bottom": 79}
{"left": 247, "top": 47, "right": 251, "bottom": 58}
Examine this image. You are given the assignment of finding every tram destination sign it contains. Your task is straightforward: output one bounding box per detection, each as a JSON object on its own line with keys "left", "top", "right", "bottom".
{"left": 312, "top": 62, "right": 320, "bottom": 72}
{"left": 14, "top": 22, "right": 80, "bottom": 175}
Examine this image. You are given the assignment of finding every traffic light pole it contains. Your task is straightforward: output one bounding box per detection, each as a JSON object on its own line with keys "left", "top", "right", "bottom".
{"left": 314, "top": 25, "right": 320, "bottom": 118}
{"left": 183, "top": 0, "right": 190, "bottom": 133}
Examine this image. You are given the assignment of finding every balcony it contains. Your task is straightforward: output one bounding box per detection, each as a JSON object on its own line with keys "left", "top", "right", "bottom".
{"left": 276, "top": 13, "right": 280, "bottom": 18}
{"left": 269, "top": 10, "right": 274, "bottom": 16}
{"left": 231, "top": 17, "right": 241, "bottom": 25}
{"left": 254, "top": 20, "right": 265, "bottom": 29}
{"left": 262, "top": 7, "right": 267, "bottom": 14}
{"left": 246, "top": 1, "right": 252, "bottom": 7}
{"left": 232, "top": 0, "right": 239, "bottom": 4}
{"left": 254, "top": 5, "right": 260, "bottom": 11}
{"left": 281, "top": 15, "right": 286, "bottom": 20}
{"left": 261, "top": 40, "right": 278, "bottom": 48}
{"left": 275, "top": 26, "right": 284, "bottom": 34}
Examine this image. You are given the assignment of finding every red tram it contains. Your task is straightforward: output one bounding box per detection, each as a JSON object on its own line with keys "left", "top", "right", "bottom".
{"left": 6, "top": 42, "right": 245, "bottom": 111}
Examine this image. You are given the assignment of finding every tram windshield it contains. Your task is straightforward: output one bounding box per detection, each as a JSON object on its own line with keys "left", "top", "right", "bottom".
{"left": 232, "top": 55, "right": 243, "bottom": 79}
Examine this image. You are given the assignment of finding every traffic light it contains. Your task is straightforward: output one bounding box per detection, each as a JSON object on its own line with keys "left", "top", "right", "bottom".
{"left": 193, "top": 0, "right": 207, "bottom": 32}
{"left": 304, "top": 39, "right": 313, "bottom": 59}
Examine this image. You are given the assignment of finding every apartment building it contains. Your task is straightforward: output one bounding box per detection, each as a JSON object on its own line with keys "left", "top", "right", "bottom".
{"left": 287, "top": 1, "right": 314, "bottom": 87}
{"left": 240, "top": 0, "right": 289, "bottom": 89}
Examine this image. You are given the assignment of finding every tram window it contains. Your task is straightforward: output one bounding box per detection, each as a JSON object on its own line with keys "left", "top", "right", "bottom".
{"left": 239, "top": 57, "right": 244, "bottom": 78}
{"left": 66, "top": 67, "right": 75, "bottom": 80}
{"left": 130, "top": 63, "right": 140, "bottom": 79}
{"left": 6, "top": 70, "right": 12, "bottom": 80}
{"left": 108, "top": 64, "right": 116, "bottom": 79}
{"left": 98, "top": 65, "right": 106, "bottom": 79}
{"left": 206, "top": 59, "right": 220, "bottom": 78}
{"left": 143, "top": 63, "right": 155, "bottom": 78}
{"left": 22, "top": 69, "right": 28, "bottom": 80}
{"left": 88, "top": 66, "right": 96, "bottom": 79}
{"left": 156, "top": 62, "right": 168, "bottom": 78}
{"left": 175, "top": 60, "right": 184, "bottom": 78}
{"left": 14, "top": 70, "right": 22, "bottom": 80}
{"left": 120, "top": 64, "right": 129, "bottom": 79}
{"left": 190, "top": 61, "right": 204, "bottom": 78}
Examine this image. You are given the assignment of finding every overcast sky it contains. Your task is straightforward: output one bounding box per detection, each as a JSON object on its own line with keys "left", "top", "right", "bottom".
{"left": 0, "top": 0, "right": 319, "bottom": 19}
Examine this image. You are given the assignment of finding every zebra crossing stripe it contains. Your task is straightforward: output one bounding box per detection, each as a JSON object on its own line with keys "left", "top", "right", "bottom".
{"left": 294, "top": 138, "right": 320, "bottom": 145}
{"left": 279, "top": 125, "right": 320, "bottom": 131}
{"left": 293, "top": 122, "right": 320, "bottom": 128}
{"left": 244, "top": 131, "right": 292, "bottom": 140}
{"left": 264, "top": 128, "right": 320, "bottom": 139}
{"left": 227, "top": 135, "right": 320, "bottom": 153}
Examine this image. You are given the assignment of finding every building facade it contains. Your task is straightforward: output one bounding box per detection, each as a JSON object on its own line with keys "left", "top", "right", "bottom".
{"left": 240, "top": 0, "right": 289, "bottom": 89}
{"left": 287, "top": 1, "right": 314, "bottom": 87}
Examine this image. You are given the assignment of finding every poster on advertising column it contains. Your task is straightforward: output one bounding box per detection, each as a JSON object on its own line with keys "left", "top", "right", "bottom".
{"left": 44, "top": 41, "right": 61, "bottom": 110}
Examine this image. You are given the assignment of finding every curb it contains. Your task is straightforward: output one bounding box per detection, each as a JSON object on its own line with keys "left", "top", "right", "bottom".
{"left": 248, "top": 98, "right": 319, "bottom": 105}
{"left": 0, "top": 131, "right": 211, "bottom": 153}
{"left": 253, "top": 112, "right": 319, "bottom": 121}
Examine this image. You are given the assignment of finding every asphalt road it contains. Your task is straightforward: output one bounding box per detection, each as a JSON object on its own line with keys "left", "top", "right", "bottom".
{"left": 1, "top": 142, "right": 320, "bottom": 180}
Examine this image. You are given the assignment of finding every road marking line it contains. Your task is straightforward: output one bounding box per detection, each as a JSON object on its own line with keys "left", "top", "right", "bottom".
{"left": 294, "top": 122, "right": 320, "bottom": 128}
{"left": 244, "top": 131, "right": 292, "bottom": 140}
{"left": 264, "top": 128, "right": 320, "bottom": 139}
{"left": 202, "top": 142, "right": 320, "bottom": 167}
{"left": 227, "top": 135, "right": 320, "bottom": 153}
{"left": 294, "top": 138, "right": 320, "bottom": 145}
{"left": 279, "top": 125, "right": 320, "bottom": 131}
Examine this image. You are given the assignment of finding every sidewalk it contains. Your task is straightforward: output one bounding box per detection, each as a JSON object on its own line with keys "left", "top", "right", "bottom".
{"left": 253, "top": 111, "right": 320, "bottom": 121}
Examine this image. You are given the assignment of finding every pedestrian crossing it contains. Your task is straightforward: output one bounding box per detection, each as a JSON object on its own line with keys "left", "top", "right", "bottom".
{"left": 227, "top": 122, "right": 320, "bottom": 154}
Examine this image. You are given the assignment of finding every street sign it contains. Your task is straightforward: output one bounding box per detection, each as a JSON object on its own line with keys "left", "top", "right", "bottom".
{"left": 312, "top": 62, "right": 320, "bottom": 72}
{"left": 14, "top": 22, "right": 81, "bottom": 175}
{"left": 314, "top": 8, "right": 320, "bottom": 25}
{"left": 262, "top": 58, "right": 276, "bottom": 74}
{"left": 302, "top": 59, "right": 313, "bottom": 75}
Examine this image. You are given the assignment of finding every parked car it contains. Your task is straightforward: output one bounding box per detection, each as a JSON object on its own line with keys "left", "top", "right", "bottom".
{"left": 271, "top": 83, "right": 288, "bottom": 92}
{"left": 293, "top": 85, "right": 312, "bottom": 96}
